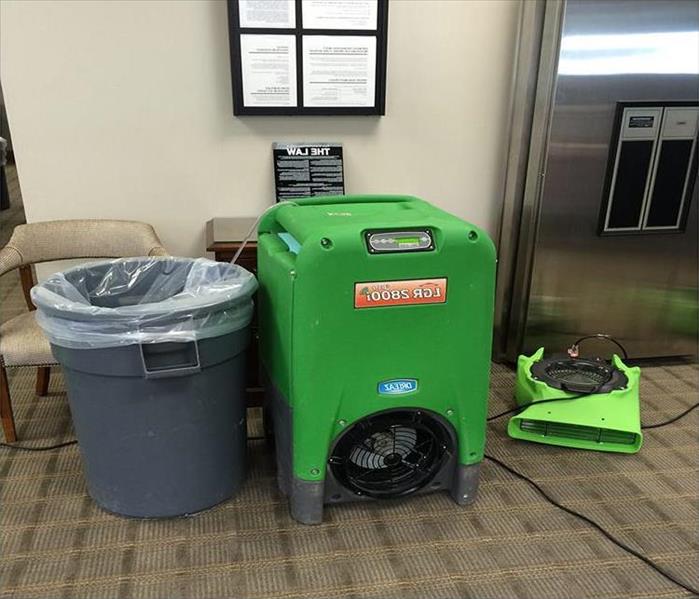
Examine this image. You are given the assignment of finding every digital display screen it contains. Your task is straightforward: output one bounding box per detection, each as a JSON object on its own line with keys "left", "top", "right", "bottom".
{"left": 366, "top": 229, "right": 434, "bottom": 253}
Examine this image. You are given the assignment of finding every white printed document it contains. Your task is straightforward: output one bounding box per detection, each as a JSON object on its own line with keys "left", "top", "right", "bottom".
{"left": 238, "top": 0, "right": 295, "bottom": 28}
{"left": 240, "top": 34, "right": 297, "bottom": 107}
{"left": 302, "top": 36, "right": 376, "bottom": 107}
{"left": 302, "top": 0, "right": 378, "bottom": 30}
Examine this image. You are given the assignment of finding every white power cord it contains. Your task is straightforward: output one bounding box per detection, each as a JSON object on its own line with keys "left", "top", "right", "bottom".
{"left": 230, "top": 201, "right": 297, "bottom": 265}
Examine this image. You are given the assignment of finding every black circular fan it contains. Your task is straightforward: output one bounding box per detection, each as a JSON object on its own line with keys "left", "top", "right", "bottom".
{"left": 531, "top": 356, "right": 628, "bottom": 394}
{"left": 328, "top": 410, "right": 452, "bottom": 499}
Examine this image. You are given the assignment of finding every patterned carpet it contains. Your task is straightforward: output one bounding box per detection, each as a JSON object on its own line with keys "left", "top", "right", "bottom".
{"left": 1, "top": 167, "right": 698, "bottom": 598}
{"left": 1, "top": 356, "right": 697, "bottom": 597}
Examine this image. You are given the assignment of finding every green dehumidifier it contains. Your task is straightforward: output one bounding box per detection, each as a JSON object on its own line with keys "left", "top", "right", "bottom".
{"left": 258, "top": 195, "right": 496, "bottom": 524}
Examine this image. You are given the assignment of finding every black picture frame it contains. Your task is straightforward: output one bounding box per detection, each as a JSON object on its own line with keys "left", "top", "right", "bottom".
{"left": 227, "top": 0, "right": 389, "bottom": 116}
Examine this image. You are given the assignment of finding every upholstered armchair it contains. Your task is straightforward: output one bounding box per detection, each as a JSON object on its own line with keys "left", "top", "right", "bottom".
{"left": 0, "top": 220, "right": 168, "bottom": 442}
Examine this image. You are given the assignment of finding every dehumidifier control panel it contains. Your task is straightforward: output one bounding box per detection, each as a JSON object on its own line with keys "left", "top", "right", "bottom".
{"left": 365, "top": 229, "right": 434, "bottom": 254}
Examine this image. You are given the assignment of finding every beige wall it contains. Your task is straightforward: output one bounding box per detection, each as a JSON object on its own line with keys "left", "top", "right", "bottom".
{"left": 1, "top": 0, "right": 518, "bottom": 258}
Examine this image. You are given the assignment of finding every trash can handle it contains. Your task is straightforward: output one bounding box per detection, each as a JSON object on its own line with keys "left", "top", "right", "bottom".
{"left": 139, "top": 340, "right": 202, "bottom": 379}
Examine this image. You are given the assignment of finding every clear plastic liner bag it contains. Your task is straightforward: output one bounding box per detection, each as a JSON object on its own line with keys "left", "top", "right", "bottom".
{"left": 31, "top": 257, "right": 258, "bottom": 349}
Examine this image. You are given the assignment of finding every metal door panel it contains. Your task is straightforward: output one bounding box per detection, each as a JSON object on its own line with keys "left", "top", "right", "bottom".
{"left": 498, "top": 0, "right": 698, "bottom": 360}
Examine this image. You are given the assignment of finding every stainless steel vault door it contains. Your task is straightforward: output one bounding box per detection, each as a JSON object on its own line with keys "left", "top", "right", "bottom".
{"left": 495, "top": 0, "right": 699, "bottom": 361}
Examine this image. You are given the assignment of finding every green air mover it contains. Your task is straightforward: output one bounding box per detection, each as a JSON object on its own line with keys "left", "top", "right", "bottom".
{"left": 258, "top": 195, "right": 495, "bottom": 524}
{"left": 509, "top": 347, "right": 642, "bottom": 453}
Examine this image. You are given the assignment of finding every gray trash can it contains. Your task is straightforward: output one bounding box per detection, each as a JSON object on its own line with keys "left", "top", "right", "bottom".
{"left": 32, "top": 257, "right": 257, "bottom": 518}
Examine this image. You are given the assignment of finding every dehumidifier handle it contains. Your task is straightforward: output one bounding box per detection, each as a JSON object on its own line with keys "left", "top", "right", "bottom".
{"left": 292, "top": 195, "right": 414, "bottom": 207}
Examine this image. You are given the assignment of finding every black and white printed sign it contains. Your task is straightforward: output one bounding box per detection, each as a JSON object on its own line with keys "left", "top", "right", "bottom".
{"left": 273, "top": 143, "right": 345, "bottom": 201}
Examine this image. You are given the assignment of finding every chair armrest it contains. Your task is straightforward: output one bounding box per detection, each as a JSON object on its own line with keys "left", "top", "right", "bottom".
{"left": 0, "top": 246, "right": 22, "bottom": 278}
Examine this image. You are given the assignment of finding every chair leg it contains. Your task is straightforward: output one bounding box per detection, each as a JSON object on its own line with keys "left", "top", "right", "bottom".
{"left": 36, "top": 366, "right": 51, "bottom": 396}
{"left": 0, "top": 365, "right": 17, "bottom": 443}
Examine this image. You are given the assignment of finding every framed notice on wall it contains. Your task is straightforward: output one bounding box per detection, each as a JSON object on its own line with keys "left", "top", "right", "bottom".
{"left": 227, "top": 0, "right": 389, "bottom": 116}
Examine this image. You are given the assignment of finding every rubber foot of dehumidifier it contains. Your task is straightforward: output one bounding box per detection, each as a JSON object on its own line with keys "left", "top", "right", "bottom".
{"left": 450, "top": 462, "right": 481, "bottom": 506}
{"left": 290, "top": 477, "right": 325, "bottom": 525}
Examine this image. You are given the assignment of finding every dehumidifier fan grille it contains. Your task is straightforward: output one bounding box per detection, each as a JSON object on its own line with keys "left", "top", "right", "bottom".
{"left": 328, "top": 410, "right": 452, "bottom": 499}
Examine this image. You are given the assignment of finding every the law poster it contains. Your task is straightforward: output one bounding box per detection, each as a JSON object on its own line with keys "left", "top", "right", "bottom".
{"left": 273, "top": 143, "right": 345, "bottom": 200}
{"left": 228, "top": 0, "right": 388, "bottom": 115}
{"left": 240, "top": 34, "right": 297, "bottom": 107}
{"left": 303, "top": 36, "right": 376, "bottom": 107}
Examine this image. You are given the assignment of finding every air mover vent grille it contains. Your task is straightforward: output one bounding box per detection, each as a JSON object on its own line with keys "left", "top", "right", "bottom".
{"left": 530, "top": 356, "right": 628, "bottom": 394}
{"left": 546, "top": 364, "right": 610, "bottom": 387}
{"left": 329, "top": 410, "right": 452, "bottom": 499}
{"left": 520, "top": 419, "right": 638, "bottom": 445}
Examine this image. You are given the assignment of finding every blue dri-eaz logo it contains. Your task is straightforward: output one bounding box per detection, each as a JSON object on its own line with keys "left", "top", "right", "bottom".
{"left": 378, "top": 379, "right": 418, "bottom": 395}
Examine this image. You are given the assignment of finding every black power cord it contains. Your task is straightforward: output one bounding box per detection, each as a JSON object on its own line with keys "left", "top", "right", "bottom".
{"left": 0, "top": 439, "right": 78, "bottom": 451}
{"left": 641, "top": 402, "right": 699, "bottom": 429}
{"left": 570, "top": 333, "right": 630, "bottom": 360}
{"left": 485, "top": 453, "right": 699, "bottom": 597}
{"left": 0, "top": 435, "right": 269, "bottom": 451}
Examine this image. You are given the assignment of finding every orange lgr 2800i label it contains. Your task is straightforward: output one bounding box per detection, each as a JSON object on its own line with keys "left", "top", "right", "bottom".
{"left": 354, "top": 278, "right": 448, "bottom": 308}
